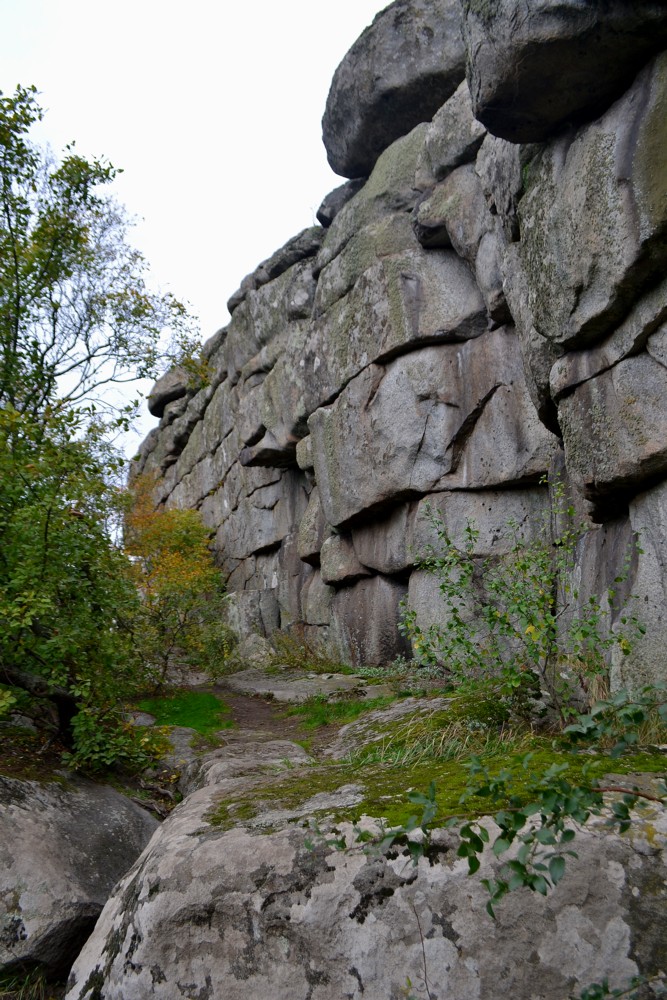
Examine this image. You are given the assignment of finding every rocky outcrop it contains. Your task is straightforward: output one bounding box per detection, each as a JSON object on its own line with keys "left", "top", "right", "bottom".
{"left": 461, "top": 0, "right": 667, "bottom": 142}
{"left": 322, "top": 0, "right": 466, "bottom": 178}
{"left": 0, "top": 775, "right": 157, "bottom": 978}
{"left": 65, "top": 699, "right": 667, "bottom": 1000}
{"left": 134, "top": 0, "right": 667, "bottom": 683}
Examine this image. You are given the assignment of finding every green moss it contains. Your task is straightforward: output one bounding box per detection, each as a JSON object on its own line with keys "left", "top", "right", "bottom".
{"left": 135, "top": 691, "right": 233, "bottom": 736}
{"left": 206, "top": 736, "right": 665, "bottom": 833}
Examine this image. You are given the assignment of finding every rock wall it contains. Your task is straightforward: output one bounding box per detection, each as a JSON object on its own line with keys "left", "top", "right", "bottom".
{"left": 135, "top": 0, "right": 667, "bottom": 686}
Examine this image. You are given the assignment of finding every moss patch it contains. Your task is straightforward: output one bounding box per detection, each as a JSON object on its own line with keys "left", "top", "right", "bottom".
{"left": 207, "top": 736, "right": 666, "bottom": 833}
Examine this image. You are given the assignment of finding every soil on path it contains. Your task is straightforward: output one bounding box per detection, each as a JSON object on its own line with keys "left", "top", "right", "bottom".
{"left": 211, "top": 687, "right": 341, "bottom": 756}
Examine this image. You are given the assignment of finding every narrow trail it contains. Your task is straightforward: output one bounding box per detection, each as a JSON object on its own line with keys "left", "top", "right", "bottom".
{"left": 210, "top": 686, "right": 342, "bottom": 756}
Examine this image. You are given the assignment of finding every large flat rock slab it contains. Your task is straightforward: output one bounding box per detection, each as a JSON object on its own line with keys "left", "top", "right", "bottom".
{"left": 222, "top": 666, "right": 393, "bottom": 703}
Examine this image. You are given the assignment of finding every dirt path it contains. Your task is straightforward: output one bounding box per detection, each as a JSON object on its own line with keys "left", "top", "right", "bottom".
{"left": 211, "top": 688, "right": 341, "bottom": 756}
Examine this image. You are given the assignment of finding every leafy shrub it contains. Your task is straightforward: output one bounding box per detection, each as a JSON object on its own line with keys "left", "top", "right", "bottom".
{"left": 125, "top": 473, "right": 235, "bottom": 688}
{"left": 400, "top": 479, "right": 644, "bottom": 722}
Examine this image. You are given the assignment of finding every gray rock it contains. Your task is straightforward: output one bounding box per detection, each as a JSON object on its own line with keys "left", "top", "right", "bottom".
{"left": 316, "top": 179, "right": 366, "bottom": 227}
{"left": 297, "top": 487, "right": 331, "bottom": 566}
{"left": 304, "top": 248, "right": 486, "bottom": 414}
{"left": 330, "top": 575, "right": 410, "bottom": 665}
{"left": 462, "top": 0, "right": 667, "bottom": 142}
{"left": 410, "top": 487, "right": 549, "bottom": 560}
{"left": 505, "top": 52, "right": 667, "bottom": 355}
{"left": 295, "top": 434, "right": 314, "bottom": 471}
{"left": 65, "top": 744, "right": 667, "bottom": 1000}
{"left": 549, "top": 276, "right": 667, "bottom": 403}
{"left": 474, "top": 228, "right": 511, "bottom": 328}
{"left": 317, "top": 124, "right": 429, "bottom": 273}
{"left": 558, "top": 352, "right": 667, "bottom": 508}
{"left": 415, "top": 163, "right": 490, "bottom": 262}
{"left": 309, "top": 332, "right": 555, "bottom": 528}
{"left": 322, "top": 0, "right": 465, "bottom": 178}
{"left": 351, "top": 502, "right": 417, "bottom": 575}
{"left": 320, "top": 533, "right": 373, "bottom": 586}
{"left": 277, "top": 531, "right": 315, "bottom": 629}
{"left": 226, "top": 227, "right": 325, "bottom": 314}
{"left": 221, "top": 667, "right": 370, "bottom": 704}
{"left": 415, "top": 80, "right": 486, "bottom": 189}
{"left": 0, "top": 775, "right": 157, "bottom": 978}
{"left": 223, "top": 589, "right": 280, "bottom": 640}
{"left": 147, "top": 366, "right": 189, "bottom": 418}
{"left": 301, "top": 571, "right": 335, "bottom": 626}
{"left": 614, "top": 479, "right": 667, "bottom": 689}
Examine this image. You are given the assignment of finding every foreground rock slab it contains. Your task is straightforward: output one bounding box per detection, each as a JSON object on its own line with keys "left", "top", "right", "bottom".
{"left": 0, "top": 774, "right": 158, "bottom": 977}
{"left": 65, "top": 724, "right": 667, "bottom": 1000}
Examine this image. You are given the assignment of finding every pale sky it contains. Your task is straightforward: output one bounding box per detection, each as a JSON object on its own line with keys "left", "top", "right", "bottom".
{"left": 0, "top": 0, "right": 384, "bottom": 447}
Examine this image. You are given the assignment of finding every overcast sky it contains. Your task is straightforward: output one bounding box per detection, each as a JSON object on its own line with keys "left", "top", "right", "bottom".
{"left": 0, "top": 0, "right": 384, "bottom": 447}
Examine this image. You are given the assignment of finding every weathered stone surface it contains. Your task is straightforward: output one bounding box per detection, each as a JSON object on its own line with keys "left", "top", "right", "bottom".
{"left": 426, "top": 163, "right": 490, "bottom": 263}
{"left": 317, "top": 125, "right": 428, "bottom": 272}
{"left": 305, "top": 249, "right": 486, "bottom": 412}
{"left": 322, "top": 0, "right": 465, "bottom": 178}
{"left": 614, "top": 480, "right": 667, "bottom": 688}
{"left": 223, "top": 589, "right": 280, "bottom": 639}
{"left": 315, "top": 213, "right": 417, "bottom": 315}
{"left": 309, "top": 332, "right": 555, "bottom": 528}
{"left": 295, "top": 434, "right": 314, "bottom": 471}
{"left": 222, "top": 667, "right": 378, "bottom": 704}
{"left": 214, "top": 471, "right": 309, "bottom": 562}
{"left": 147, "top": 366, "right": 189, "bottom": 418}
{"left": 462, "top": 0, "right": 667, "bottom": 143}
{"left": 329, "top": 575, "right": 409, "bottom": 665}
{"left": 558, "top": 353, "right": 667, "bottom": 506}
{"left": 411, "top": 487, "right": 549, "bottom": 560}
{"left": 351, "top": 502, "right": 416, "bottom": 575}
{"left": 549, "top": 277, "right": 667, "bottom": 403}
{"left": 297, "top": 487, "right": 330, "bottom": 566}
{"left": 1, "top": 776, "right": 157, "bottom": 977}
{"left": 226, "top": 227, "right": 325, "bottom": 314}
{"left": 504, "top": 51, "right": 667, "bottom": 355}
{"left": 277, "top": 531, "right": 314, "bottom": 628}
{"left": 415, "top": 80, "right": 486, "bottom": 189}
{"left": 66, "top": 736, "right": 667, "bottom": 1000}
{"left": 301, "top": 571, "right": 334, "bottom": 626}
{"left": 320, "top": 533, "right": 373, "bottom": 586}
{"left": 316, "top": 179, "right": 366, "bottom": 227}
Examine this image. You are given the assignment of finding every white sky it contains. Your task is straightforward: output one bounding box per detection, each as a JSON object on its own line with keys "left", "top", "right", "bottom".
{"left": 0, "top": 0, "right": 384, "bottom": 448}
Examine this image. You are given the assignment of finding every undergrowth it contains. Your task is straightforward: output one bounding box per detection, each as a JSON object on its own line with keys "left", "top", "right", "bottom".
{"left": 283, "top": 693, "right": 398, "bottom": 729}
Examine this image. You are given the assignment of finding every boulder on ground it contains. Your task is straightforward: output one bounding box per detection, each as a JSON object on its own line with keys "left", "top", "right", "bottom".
{"left": 0, "top": 775, "right": 157, "bottom": 978}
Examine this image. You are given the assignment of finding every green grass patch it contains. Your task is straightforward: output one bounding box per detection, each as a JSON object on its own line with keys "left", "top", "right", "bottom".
{"left": 283, "top": 694, "right": 397, "bottom": 730}
{"left": 135, "top": 690, "right": 233, "bottom": 736}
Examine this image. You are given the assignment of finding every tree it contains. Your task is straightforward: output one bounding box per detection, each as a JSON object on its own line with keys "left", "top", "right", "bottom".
{"left": 0, "top": 86, "right": 203, "bottom": 769}
{"left": 125, "top": 473, "right": 234, "bottom": 688}
{"left": 0, "top": 85, "right": 195, "bottom": 421}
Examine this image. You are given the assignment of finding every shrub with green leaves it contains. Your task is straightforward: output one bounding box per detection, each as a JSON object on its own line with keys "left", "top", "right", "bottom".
{"left": 400, "top": 480, "right": 644, "bottom": 722}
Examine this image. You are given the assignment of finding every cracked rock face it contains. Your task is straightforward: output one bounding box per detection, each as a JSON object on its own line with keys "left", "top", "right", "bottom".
{"left": 461, "top": 0, "right": 667, "bottom": 143}
{"left": 133, "top": 4, "right": 667, "bottom": 676}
